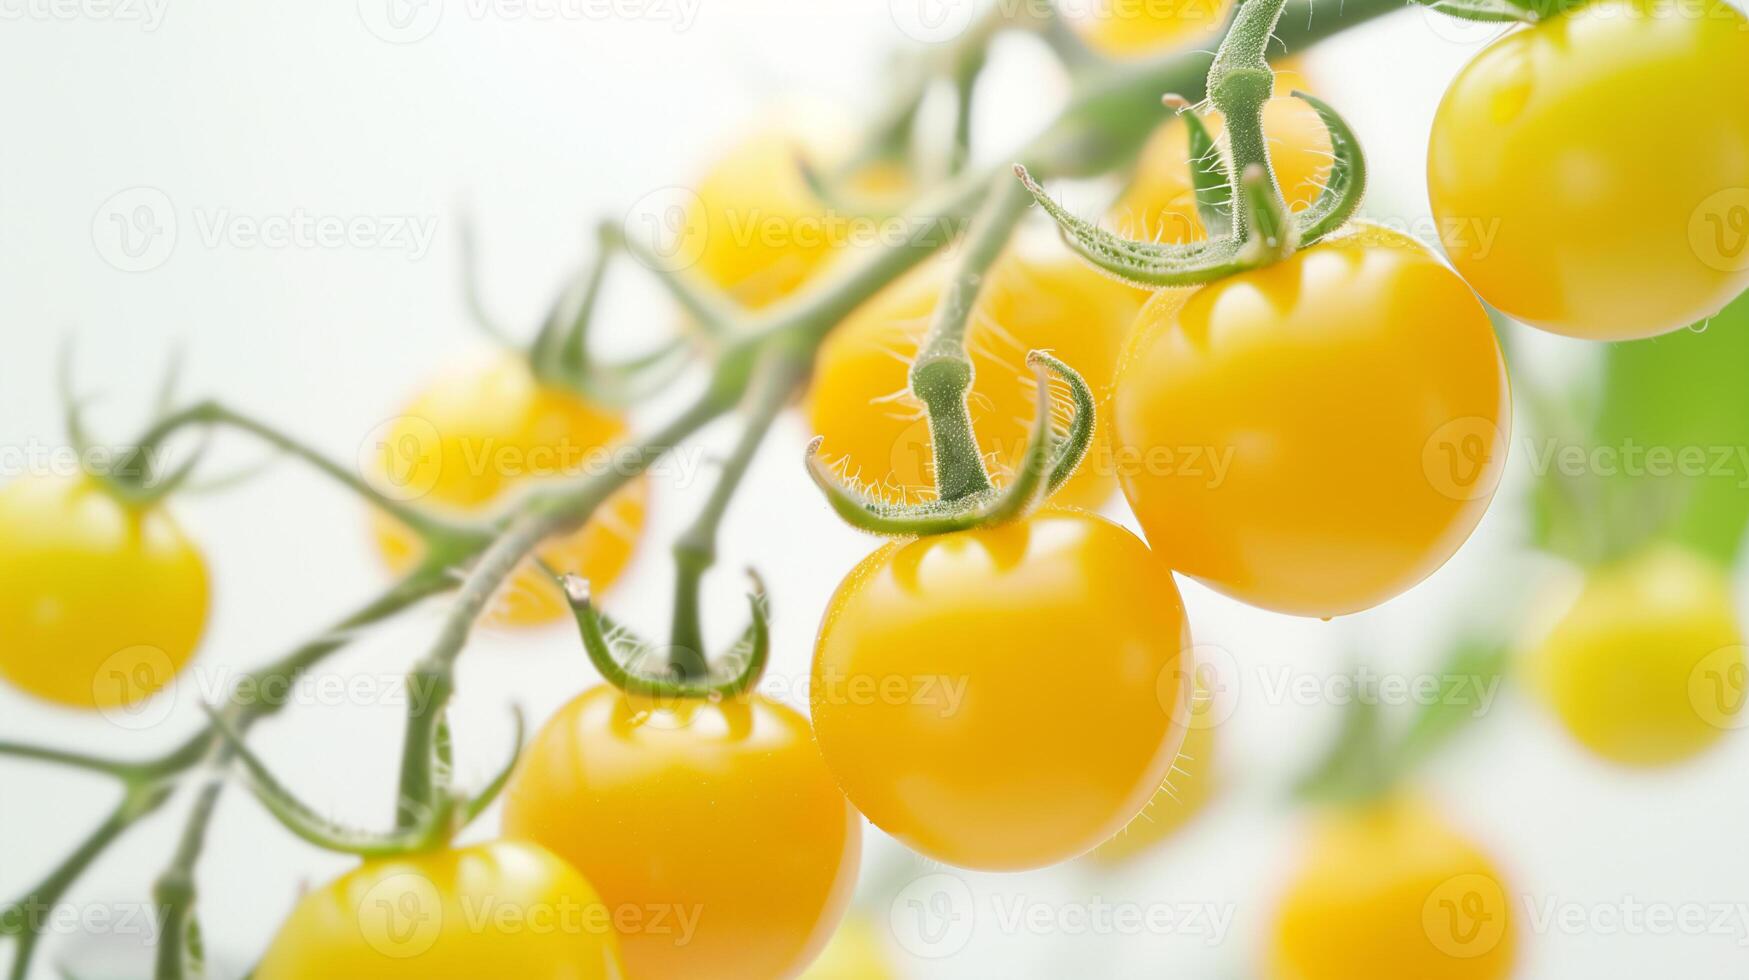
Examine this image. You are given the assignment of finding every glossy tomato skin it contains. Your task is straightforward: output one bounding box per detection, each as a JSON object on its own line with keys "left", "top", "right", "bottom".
{"left": 812, "top": 509, "right": 1193, "bottom": 871}
{"left": 503, "top": 688, "right": 860, "bottom": 980}
{"left": 1428, "top": 0, "right": 1749, "bottom": 340}
{"left": 807, "top": 239, "right": 1147, "bottom": 511}
{"left": 1113, "top": 227, "right": 1510, "bottom": 618}
{"left": 1089, "top": 680, "right": 1217, "bottom": 864}
{"left": 255, "top": 841, "right": 621, "bottom": 979}
{"left": 369, "top": 354, "right": 646, "bottom": 626}
{"left": 0, "top": 473, "right": 208, "bottom": 710}
{"left": 1269, "top": 797, "right": 1516, "bottom": 980}
{"left": 1113, "top": 69, "right": 1330, "bottom": 244}
{"left": 1526, "top": 545, "right": 1744, "bottom": 767}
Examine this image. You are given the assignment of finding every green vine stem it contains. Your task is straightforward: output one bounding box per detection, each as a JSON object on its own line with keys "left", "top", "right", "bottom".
{"left": 910, "top": 176, "right": 1036, "bottom": 503}
{"left": 1, "top": 2, "right": 1405, "bottom": 975}
{"left": 1207, "top": 0, "right": 1289, "bottom": 241}
{"left": 112, "top": 401, "right": 492, "bottom": 557}
{"left": 668, "top": 353, "right": 803, "bottom": 679}
{"left": 0, "top": 574, "right": 446, "bottom": 980}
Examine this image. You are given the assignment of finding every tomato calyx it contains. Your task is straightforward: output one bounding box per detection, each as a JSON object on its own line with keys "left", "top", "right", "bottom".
{"left": 553, "top": 353, "right": 795, "bottom": 700}
{"left": 1018, "top": 0, "right": 1368, "bottom": 287}
{"left": 562, "top": 571, "right": 773, "bottom": 700}
{"left": 467, "top": 215, "right": 696, "bottom": 408}
{"left": 203, "top": 702, "right": 526, "bottom": 856}
{"left": 805, "top": 178, "right": 1100, "bottom": 537}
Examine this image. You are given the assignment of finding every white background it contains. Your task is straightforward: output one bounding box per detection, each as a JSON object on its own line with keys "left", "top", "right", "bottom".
{"left": 2, "top": 1, "right": 1748, "bottom": 977}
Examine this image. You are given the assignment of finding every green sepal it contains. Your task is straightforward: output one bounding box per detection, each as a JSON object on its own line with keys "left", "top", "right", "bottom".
{"left": 1288, "top": 91, "right": 1368, "bottom": 247}
{"left": 1412, "top": 0, "right": 1537, "bottom": 23}
{"left": 1180, "top": 109, "right": 1234, "bottom": 239}
{"left": 807, "top": 351, "right": 1091, "bottom": 535}
{"left": 561, "top": 571, "right": 771, "bottom": 700}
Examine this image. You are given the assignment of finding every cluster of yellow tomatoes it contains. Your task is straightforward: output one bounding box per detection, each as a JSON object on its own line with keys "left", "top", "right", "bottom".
{"left": 3, "top": 0, "right": 1748, "bottom": 977}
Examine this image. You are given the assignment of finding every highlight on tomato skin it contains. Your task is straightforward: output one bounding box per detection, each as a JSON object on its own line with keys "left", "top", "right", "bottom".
{"left": 1427, "top": 0, "right": 1749, "bottom": 340}
{"left": 1111, "top": 225, "right": 1512, "bottom": 619}
{"left": 502, "top": 686, "right": 862, "bottom": 980}
{"left": 810, "top": 509, "right": 1195, "bottom": 872}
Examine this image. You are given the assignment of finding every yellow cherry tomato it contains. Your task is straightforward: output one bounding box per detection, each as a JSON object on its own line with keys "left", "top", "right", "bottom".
{"left": 1525, "top": 545, "right": 1744, "bottom": 767}
{"left": 503, "top": 687, "right": 860, "bottom": 980}
{"left": 1077, "top": 0, "right": 1232, "bottom": 58}
{"left": 0, "top": 473, "right": 208, "bottom": 710}
{"left": 681, "top": 109, "right": 911, "bottom": 310}
{"left": 1090, "top": 681, "right": 1217, "bottom": 864}
{"left": 812, "top": 509, "right": 1193, "bottom": 871}
{"left": 255, "top": 840, "right": 621, "bottom": 979}
{"left": 1428, "top": 0, "right": 1749, "bottom": 340}
{"left": 1112, "top": 69, "right": 1331, "bottom": 243}
{"left": 1112, "top": 226, "right": 1510, "bottom": 618}
{"left": 1270, "top": 796, "right": 1516, "bottom": 980}
{"left": 807, "top": 238, "right": 1148, "bottom": 511}
{"left": 369, "top": 354, "right": 646, "bottom": 626}
{"left": 800, "top": 913, "right": 897, "bottom": 980}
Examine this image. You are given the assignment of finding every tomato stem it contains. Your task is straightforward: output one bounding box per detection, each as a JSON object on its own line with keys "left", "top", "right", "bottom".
{"left": 911, "top": 176, "right": 1033, "bottom": 503}
{"left": 669, "top": 354, "right": 800, "bottom": 679}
